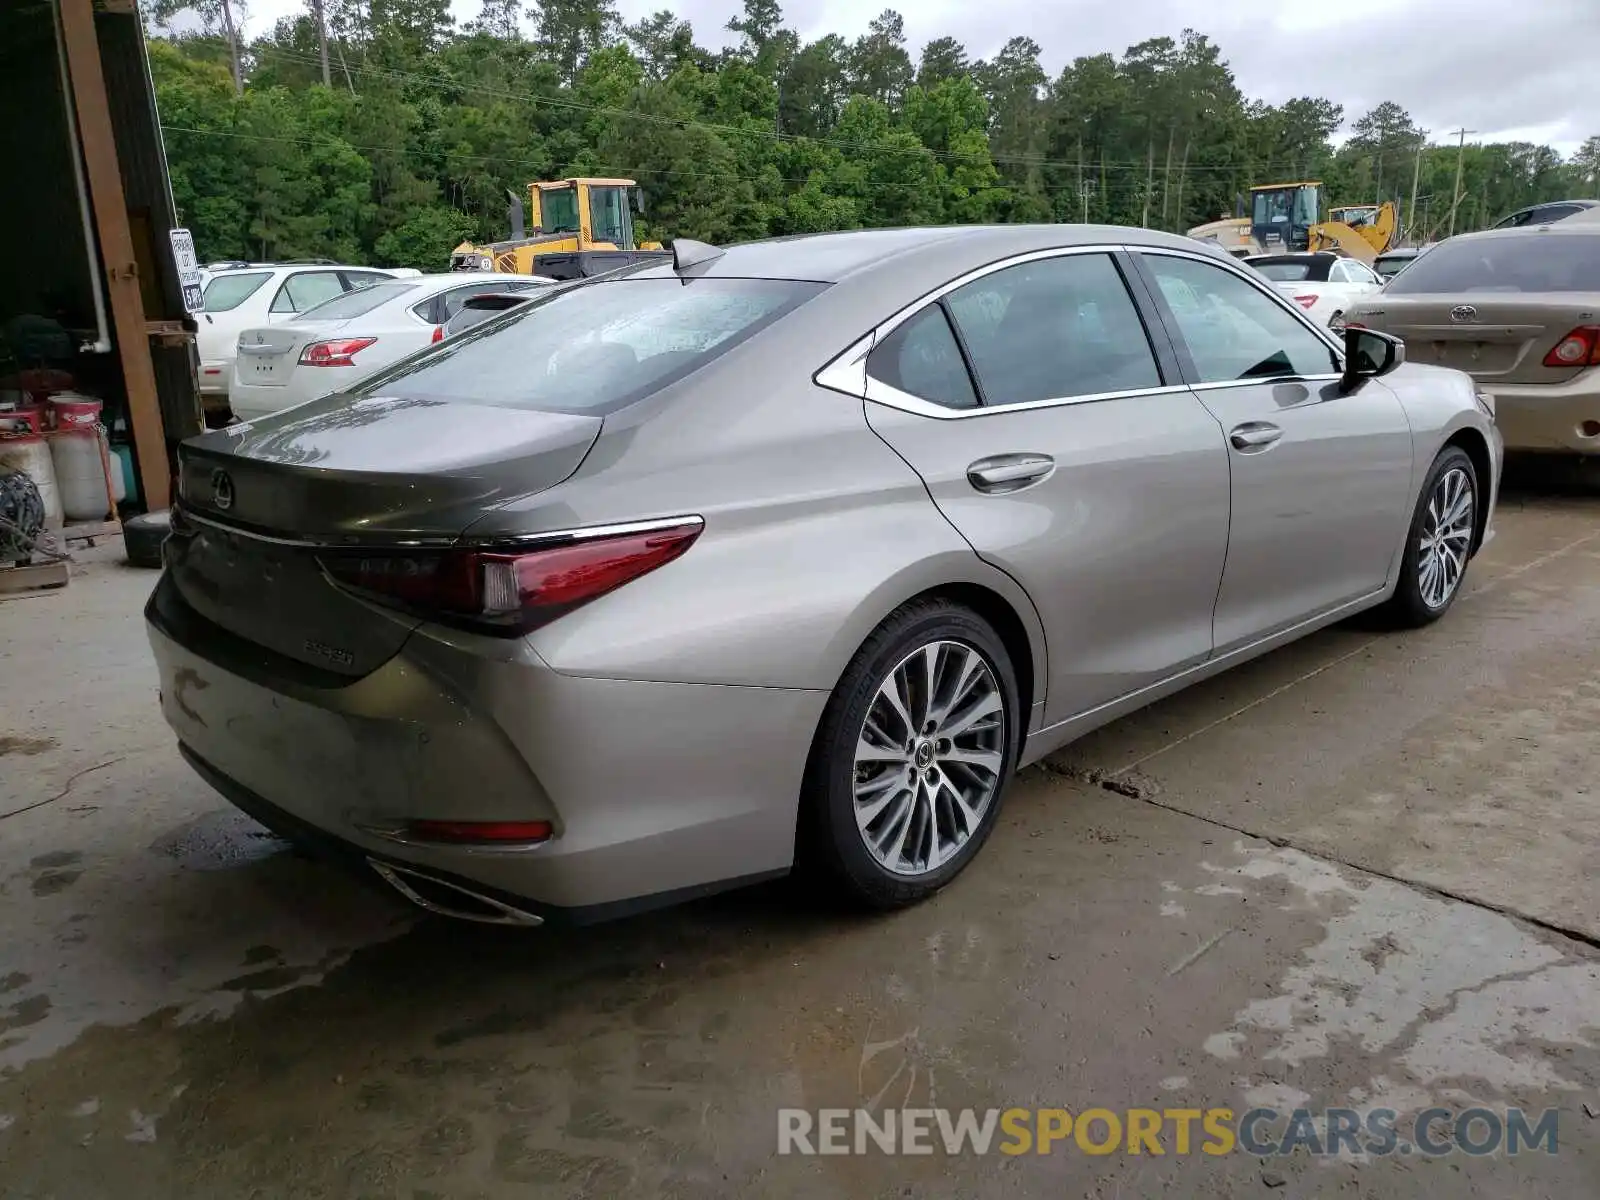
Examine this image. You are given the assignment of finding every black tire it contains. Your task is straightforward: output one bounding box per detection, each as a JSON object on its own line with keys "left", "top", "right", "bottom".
{"left": 798, "top": 599, "right": 1022, "bottom": 910}
{"left": 1381, "top": 446, "right": 1478, "bottom": 628}
{"left": 122, "top": 510, "right": 170, "bottom": 570}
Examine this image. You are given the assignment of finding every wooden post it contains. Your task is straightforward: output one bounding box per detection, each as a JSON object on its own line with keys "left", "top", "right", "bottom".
{"left": 56, "top": 0, "right": 170, "bottom": 512}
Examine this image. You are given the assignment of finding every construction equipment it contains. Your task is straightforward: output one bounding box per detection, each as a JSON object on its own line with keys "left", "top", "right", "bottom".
{"left": 1187, "top": 182, "right": 1399, "bottom": 265}
{"left": 450, "top": 178, "right": 670, "bottom": 279}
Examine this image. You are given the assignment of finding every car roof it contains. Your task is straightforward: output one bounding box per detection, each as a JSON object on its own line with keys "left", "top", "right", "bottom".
{"left": 1446, "top": 221, "right": 1600, "bottom": 245}
{"left": 383, "top": 272, "right": 551, "bottom": 296}
{"left": 620, "top": 224, "right": 1213, "bottom": 284}
{"left": 1376, "top": 246, "right": 1425, "bottom": 257}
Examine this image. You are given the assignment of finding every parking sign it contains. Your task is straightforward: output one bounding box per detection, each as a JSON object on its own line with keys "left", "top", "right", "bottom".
{"left": 169, "top": 228, "right": 204, "bottom": 313}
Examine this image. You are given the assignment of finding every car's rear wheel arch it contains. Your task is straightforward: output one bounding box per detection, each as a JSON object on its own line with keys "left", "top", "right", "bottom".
{"left": 1443, "top": 428, "right": 1493, "bottom": 555}
{"left": 909, "top": 583, "right": 1037, "bottom": 727}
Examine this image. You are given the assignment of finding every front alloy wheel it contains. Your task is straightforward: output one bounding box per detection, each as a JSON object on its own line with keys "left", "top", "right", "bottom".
{"left": 1383, "top": 444, "right": 1478, "bottom": 627}
{"left": 1418, "top": 464, "right": 1474, "bottom": 610}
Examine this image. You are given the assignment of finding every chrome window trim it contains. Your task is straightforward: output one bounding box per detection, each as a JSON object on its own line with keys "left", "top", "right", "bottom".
{"left": 865, "top": 377, "right": 1194, "bottom": 421}
{"left": 174, "top": 503, "right": 704, "bottom": 550}
{"left": 815, "top": 240, "right": 1349, "bottom": 420}
{"left": 817, "top": 243, "right": 1176, "bottom": 419}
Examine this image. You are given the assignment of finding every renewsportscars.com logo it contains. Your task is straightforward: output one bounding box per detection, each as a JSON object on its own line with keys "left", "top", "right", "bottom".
{"left": 777, "top": 1106, "right": 1561, "bottom": 1158}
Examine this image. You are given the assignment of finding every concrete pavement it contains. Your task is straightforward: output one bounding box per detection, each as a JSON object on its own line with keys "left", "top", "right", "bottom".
{"left": 1, "top": 481, "right": 1598, "bottom": 1198}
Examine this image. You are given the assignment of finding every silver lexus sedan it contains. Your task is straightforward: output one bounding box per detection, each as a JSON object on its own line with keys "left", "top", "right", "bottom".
{"left": 147, "top": 225, "right": 1502, "bottom": 927}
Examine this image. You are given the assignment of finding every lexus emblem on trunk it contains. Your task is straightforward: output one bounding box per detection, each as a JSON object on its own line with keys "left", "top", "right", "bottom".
{"left": 211, "top": 469, "right": 234, "bottom": 510}
{"left": 1450, "top": 304, "right": 1478, "bottom": 323}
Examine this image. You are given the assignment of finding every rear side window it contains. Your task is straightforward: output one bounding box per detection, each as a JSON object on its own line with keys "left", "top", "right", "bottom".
{"left": 867, "top": 306, "right": 978, "bottom": 409}
{"left": 202, "top": 272, "right": 271, "bottom": 312}
{"left": 1384, "top": 234, "right": 1600, "bottom": 294}
{"left": 356, "top": 276, "right": 825, "bottom": 415}
{"left": 944, "top": 254, "right": 1161, "bottom": 405}
{"left": 297, "top": 281, "right": 418, "bottom": 321}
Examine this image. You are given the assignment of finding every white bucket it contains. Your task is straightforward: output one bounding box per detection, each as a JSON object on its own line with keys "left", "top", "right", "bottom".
{"left": 50, "top": 427, "right": 121, "bottom": 521}
{"left": 0, "top": 436, "right": 64, "bottom": 529}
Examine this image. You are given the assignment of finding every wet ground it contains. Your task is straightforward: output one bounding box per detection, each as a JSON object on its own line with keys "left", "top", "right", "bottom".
{"left": 2, "top": 473, "right": 1599, "bottom": 1198}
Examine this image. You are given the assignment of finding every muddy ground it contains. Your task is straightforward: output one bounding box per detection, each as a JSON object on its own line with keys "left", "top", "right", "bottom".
{"left": 2, "top": 473, "right": 1598, "bottom": 1198}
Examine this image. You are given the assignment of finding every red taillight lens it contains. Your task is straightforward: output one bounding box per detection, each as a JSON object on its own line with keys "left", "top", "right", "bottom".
{"left": 320, "top": 520, "right": 703, "bottom": 635}
{"left": 1292, "top": 294, "right": 1318, "bottom": 309}
{"left": 1542, "top": 326, "right": 1600, "bottom": 368}
{"left": 299, "top": 337, "right": 377, "bottom": 367}
{"left": 430, "top": 325, "right": 444, "bottom": 344}
{"left": 407, "top": 819, "right": 552, "bottom": 845}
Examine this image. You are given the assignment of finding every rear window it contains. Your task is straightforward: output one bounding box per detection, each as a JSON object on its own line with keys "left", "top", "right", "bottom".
{"left": 355, "top": 276, "right": 826, "bottom": 414}
{"left": 202, "top": 272, "right": 272, "bottom": 312}
{"left": 296, "top": 280, "right": 420, "bottom": 321}
{"left": 1249, "top": 260, "right": 1316, "bottom": 282}
{"left": 1384, "top": 234, "right": 1600, "bottom": 294}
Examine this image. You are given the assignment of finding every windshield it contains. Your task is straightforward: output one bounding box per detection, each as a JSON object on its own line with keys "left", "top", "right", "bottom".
{"left": 1384, "top": 234, "right": 1600, "bottom": 294}
{"left": 202, "top": 271, "right": 272, "bottom": 312}
{"left": 355, "top": 276, "right": 826, "bottom": 415}
{"left": 540, "top": 187, "right": 579, "bottom": 233}
{"left": 1249, "top": 261, "right": 1315, "bottom": 282}
{"left": 295, "top": 280, "right": 419, "bottom": 321}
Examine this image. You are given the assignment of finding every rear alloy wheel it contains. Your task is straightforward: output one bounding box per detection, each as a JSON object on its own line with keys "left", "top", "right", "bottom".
{"left": 1383, "top": 446, "right": 1478, "bottom": 627}
{"left": 801, "top": 601, "right": 1021, "bottom": 909}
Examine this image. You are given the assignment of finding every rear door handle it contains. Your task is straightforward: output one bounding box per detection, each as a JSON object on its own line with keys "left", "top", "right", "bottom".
{"left": 1229, "top": 423, "right": 1283, "bottom": 451}
{"left": 967, "top": 454, "right": 1055, "bottom": 493}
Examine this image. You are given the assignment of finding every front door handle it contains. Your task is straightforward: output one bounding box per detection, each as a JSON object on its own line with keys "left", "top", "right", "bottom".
{"left": 967, "top": 453, "right": 1056, "bottom": 493}
{"left": 1229, "top": 422, "right": 1283, "bottom": 451}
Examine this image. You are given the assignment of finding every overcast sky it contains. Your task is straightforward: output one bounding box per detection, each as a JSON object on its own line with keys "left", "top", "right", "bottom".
{"left": 240, "top": 0, "right": 1598, "bottom": 154}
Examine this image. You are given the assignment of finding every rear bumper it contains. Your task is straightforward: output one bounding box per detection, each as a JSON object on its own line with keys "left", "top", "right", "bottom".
{"left": 198, "top": 358, "right": 231, "bottom": 397}
{"left": 146, "top": 574, "right": 826, "bottom": 917}
{"left": 1479, "top": 371, "right": 1600, "bottom": 453}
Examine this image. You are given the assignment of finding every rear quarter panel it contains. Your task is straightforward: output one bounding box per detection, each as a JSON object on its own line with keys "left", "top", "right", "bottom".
{"left": 465, "top": 289, "right": 1049, "bottom": 704}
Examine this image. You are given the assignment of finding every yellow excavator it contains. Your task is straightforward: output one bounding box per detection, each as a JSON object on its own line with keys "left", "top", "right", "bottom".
{"left": 1187, "top": 182, "right": 1399, "bottom": 264}
{"left": 451, "top": 177, "right": 669, "bottom": 280}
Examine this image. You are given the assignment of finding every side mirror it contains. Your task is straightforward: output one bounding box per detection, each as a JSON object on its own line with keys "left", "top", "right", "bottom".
{"left": 632, "top": 186, "right": 645, "bottom": 214}
{"left": 1339, "top": 328, "right": 1405, "bottom": 394}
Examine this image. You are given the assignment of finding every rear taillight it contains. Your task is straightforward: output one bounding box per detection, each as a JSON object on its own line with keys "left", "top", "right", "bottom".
{"left": 406, "top": 819, "right": 552, "bottom": 845}
{"left": 1542, "top": 326, "right": 1600, "bottom": 368}
{"left": 1292, "top": 294, "right": 1318, "bottom": 309}
{"left": 320, "top": 519, "right": 703, "bottom": 636}
{"left": 299, "top": 337, "right": 377, "bottom": 367}
{"left": 430, "top": 325, "right": 444, "bottom": 344}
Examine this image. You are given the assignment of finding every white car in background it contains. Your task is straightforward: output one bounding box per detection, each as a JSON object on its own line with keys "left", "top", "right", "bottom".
{"left": 229, "top": 273, "right": 553, "bottom": 420}
{"left": 197, "top": 263, "right": 409, "bottom": 416}
{"left": 1241, "top": 251, "right": 1384, "bottom": 331}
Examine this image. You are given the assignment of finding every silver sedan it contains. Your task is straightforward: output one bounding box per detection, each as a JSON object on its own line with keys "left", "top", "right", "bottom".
{"left": 147, "top": 225, "right": 1501, "bottom": 926}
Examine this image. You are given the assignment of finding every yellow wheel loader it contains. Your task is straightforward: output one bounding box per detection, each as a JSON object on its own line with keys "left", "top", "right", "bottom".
{"left": 1187, "top": 182, "right": 1398, "bottom": 264}
{"left": 451, "top": 178, "right": 669, "bottom": 280}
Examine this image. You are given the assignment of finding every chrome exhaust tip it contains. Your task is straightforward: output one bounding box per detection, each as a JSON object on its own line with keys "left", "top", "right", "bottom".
{"left": 368, "top": 859, "right": 544, "bottom": 927}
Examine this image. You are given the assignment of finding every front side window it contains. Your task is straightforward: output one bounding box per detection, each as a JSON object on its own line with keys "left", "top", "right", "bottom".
{"left": 202, "top": 271, "right": 271, "bottom": 312}
{"left": 272, "top": 271, "right": 347, "bottom": 314}
{"left": 1144, "top": 254, "right": 1339, "bottom": 383}
{"left": 942, "top": 254, "right": 1162, "bottom": 406}
{"left": 356, "top": 276, "right": 824, "bottom": 415}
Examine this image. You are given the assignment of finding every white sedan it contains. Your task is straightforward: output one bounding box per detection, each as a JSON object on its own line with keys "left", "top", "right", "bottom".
{"left": 229, "top": 274, "right": 552, "bottom": 420}
{"left": 1241, "top": 251, "right": 1384, "bottom": 331}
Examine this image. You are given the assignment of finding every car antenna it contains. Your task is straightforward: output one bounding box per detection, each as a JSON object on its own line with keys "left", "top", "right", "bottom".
{"left": 671, "top": 238, "right": 723, "bottom": 275}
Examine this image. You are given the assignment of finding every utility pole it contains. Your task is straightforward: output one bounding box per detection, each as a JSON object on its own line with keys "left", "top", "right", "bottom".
{"left": 312, "top": 0, "right": 332, "bottom": 88}
{"left": 1448, "top": 127, "right": 1476, "bottom": 238}
{"left": 1408, "top": 129, "right": 1427, "bottom": 245}
{"left": 1079, "top": 180, "right": 1096, "bottom": 223}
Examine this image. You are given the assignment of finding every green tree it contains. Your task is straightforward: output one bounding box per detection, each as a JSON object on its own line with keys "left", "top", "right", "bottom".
{"left": 373, "top": 204, "right": 476, "bottom": 267}
{"left": 847, "top": 10, "right": 913, "bottom": 106}
{"left": 537, "top": 0, "right": 620, "bottom": 85}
